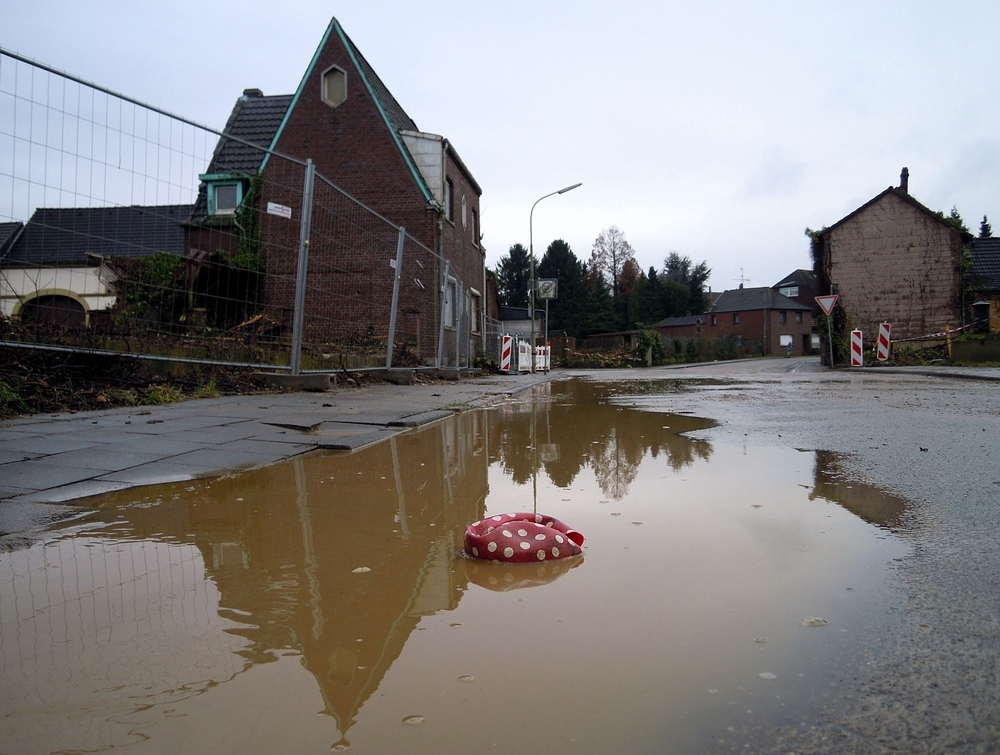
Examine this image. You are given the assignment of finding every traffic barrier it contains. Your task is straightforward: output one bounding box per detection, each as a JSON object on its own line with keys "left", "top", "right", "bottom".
{"left": 500, "top": 335, "right": 513, "bottom": 373}
{"left": 517, "top": 340, "right": 532, "bottom": 372}
{"left": 876, "top": 323, "right": 891, "bottom": 361}
{"left": 850, "top": 330, "right": 863, "bottom": 367}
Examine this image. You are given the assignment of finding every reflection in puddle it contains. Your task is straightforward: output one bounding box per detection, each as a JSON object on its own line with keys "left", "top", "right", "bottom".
{"left": 0, "top": 380, "right": 910, "bottom": 752}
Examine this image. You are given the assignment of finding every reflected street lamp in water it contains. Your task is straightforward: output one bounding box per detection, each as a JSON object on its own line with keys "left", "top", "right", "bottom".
{"left": 529, "top": 182, "right": 582, "bottom": 371}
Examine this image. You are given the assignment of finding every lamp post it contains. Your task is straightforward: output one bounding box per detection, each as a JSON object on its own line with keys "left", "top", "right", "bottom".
{"left": 529, "top": 182, "right": 581, "bottom": 371}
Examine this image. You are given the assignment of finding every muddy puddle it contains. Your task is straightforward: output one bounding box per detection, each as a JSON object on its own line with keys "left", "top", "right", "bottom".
{"left": 0, "top": 379, "right": 909, "bottom": 753}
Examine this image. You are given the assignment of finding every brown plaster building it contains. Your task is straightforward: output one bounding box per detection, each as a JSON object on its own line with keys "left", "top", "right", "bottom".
{"left": 813, "top": 171, "right": 972, "bottom": 341}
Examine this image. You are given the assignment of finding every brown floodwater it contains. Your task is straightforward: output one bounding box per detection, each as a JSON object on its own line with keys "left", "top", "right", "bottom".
{"left": 0, "top": 379, "right": 909, "bottom": 753}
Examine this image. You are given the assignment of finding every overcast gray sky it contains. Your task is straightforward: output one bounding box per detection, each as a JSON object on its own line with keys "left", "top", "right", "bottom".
{"left": 3, "top": 0, "right": 998, "bottom": 291}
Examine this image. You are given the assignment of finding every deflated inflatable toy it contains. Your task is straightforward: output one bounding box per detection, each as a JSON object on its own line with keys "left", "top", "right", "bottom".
{"left": 464, "top": 512, "right": 584, "bottom": 563}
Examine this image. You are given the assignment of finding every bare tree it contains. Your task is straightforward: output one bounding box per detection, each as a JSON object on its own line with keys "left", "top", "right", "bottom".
{"left": 590, "top": 226, "right": 635, "bottom": 300}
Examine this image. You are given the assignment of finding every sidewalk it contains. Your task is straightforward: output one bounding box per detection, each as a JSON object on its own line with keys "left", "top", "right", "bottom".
{"left": 0, "top": 372, "right": 554, "bottom": 540}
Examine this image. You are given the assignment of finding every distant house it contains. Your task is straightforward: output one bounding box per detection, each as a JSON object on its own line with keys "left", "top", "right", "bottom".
{"left": 772, "top": 269, "right": 821, "bottom": 352}
{"left": 1, "top": 205, "right": 190, "bottom": 325}
{"left": 186, "top": 16, "right": 485, "bottom": 364}
{"left": 967, "top": 237, "right": 1000, "bottom": 332}
{"left": 813, "top": 169, "right": 972, "bottom": 341}
{"left": 653, "top": 314, "right": 703, "bottom": 348}
{"left": 705, "top": 286, "right": 813, "bottom": 356}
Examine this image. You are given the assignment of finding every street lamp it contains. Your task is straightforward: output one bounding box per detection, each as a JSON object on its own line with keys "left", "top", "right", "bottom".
{"left": 529, "top": 182, "right": 582, "bottom": 371}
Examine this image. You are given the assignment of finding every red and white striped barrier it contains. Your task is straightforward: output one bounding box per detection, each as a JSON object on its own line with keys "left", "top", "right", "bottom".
{"left": 500, "top": 335, "right": 513, "bottom": 373}
{"left": 850, "top": 330, "right": 863, "bottom": 367}
{"left": 876, "top": 323, "right": 891, "bottom": 362}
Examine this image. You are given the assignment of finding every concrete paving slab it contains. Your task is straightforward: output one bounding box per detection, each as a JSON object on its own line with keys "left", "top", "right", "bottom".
{"left": 0, "top": 448, "right": 45, "bottom": 464}
{"left": 315, "top": 428, "right": 406, "bottom": 451}
{"left": 0, "top": 500, "right": 87, "bottom": 536}
{"left": 156, "top": 424, "right": 261, "bottom": 445}
{"left": 41, "top": 445, "right": 172, "bottom": 472}
{"left": 8, "top": 479, "right": 132, "bottom": 504}
{"left": 95, "top": 461, "right": 219, "bottom": 486}
{"left": 164, "top": 447, "right": 291, "bottom": 471}
{"left": 4, "top": 434, "right": 112, "bottom": 455}
{"left": 1, "top": 459, "right": 111, "bottom": 491}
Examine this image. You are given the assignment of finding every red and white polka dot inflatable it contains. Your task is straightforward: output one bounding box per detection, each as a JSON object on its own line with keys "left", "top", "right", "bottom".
{"left": 464, "top": 512, "right": 584, "bottom": 563}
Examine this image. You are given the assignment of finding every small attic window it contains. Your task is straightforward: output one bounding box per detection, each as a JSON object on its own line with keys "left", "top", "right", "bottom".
{"left": 201, "top": 173, "right": 246, "bottom": 217}
{"left": 322, "top": 65, "right": 347, "bottom": 108}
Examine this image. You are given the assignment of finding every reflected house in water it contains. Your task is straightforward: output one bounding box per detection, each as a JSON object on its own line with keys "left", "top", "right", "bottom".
{"left": 84, "top": 411, "right": 490, "bottom": 746}
{"left": 488, "top": 380, "right": 716, "bottom": 500}
{"left": 809, "top": 450, "right": 908, "bottom": 529}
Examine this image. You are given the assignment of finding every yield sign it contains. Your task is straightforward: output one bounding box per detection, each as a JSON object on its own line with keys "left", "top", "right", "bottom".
{"left": 815, "top": 295, "right": 838, "bottom": 316}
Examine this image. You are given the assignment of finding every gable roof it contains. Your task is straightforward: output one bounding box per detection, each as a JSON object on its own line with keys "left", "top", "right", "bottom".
{"left": 968, "top": 237, "right": 1000, "bottom": 292}
{"left": 820, "top": 186, "right": 974, "bottom": 241}
{"left": 773, "top": 268, "right": 818, "bottom": 291}
{"left": 3, "top": 205, "right": 192, "bottom": 266}
{"left": 261, "top": 17, "right": 430, "bottom": 201}
{"left": 654, "top": 315, "right": 704, "bottom": 328}
{"left": 0, "top": 221, "right": 23, "bottom": 257}
{"left": 709, "top": 286, "right": 811, "bottom": 313}
{"left": 206, "top": 90, "right": 294, "bottom": 175}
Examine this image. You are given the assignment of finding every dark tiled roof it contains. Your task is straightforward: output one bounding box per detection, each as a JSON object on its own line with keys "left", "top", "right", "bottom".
{"left": 773, "top": 269, "right": 818, "bottom": 291}
{"left": 0, "top": 222, "right": 23, "bottom": 256}
{"left": 709, "top": 287, "right": 811, "bottom": 313}
{"left": 654, "top": 315, "right": 704, "bottom": 328}
{"left": 968, "top": 237, "right": 1000, "bottom": 292}
{"left": 3, "top": 205, "right": 192, "bottom": 266}
{"left": 205, "top": 92, "right": 294, "bottom": 175}
{"left": 340, "top": 29, "right": 418, "bottom": 134}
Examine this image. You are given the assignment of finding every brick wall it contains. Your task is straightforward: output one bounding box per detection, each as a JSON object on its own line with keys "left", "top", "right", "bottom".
{"left": 825, "top": 191, "right": 963, "bottom": 340}
{"left": 252, "top": 27, "right": 483, "bottom": 361}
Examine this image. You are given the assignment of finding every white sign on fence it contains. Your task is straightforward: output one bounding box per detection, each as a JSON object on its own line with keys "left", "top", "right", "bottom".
{"left": 267, "top": 202, "right": 292, "bottom": 219}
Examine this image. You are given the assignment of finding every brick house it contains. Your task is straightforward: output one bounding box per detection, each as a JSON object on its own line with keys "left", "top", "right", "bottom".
{"left": 186, "top": 16, "right": 484, "bottom": 365}
{"left": 705, "top": 286, "right": 813, "bottom": 356}
{"left": 773, "top": 269, "right": 821, "bottom": 352}
{"left": 967, "top": 236, "right": 1000, "bottom": 332}
{"left": 1, "top": 205, "right": 190, "bottom": 326}
{"left": 813, "top": 170, "right": 972, "bottom": 341}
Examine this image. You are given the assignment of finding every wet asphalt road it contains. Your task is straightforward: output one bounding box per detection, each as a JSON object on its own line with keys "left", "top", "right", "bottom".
{"left": 573, "top": 358, "right": 1000, "bottom": 753}
{"left": 2, "top": 357, "right": 998, "bottom": 752}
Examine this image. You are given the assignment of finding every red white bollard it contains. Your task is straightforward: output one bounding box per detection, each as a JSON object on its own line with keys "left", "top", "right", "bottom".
{"left": 500, "top": 335, "right": 513, "bottom": 373}
{"left": 850, "top": 329, "right": 863, "bottom": 367}
{"left": 876, "top": 323, "right": 891, "bottom": 362}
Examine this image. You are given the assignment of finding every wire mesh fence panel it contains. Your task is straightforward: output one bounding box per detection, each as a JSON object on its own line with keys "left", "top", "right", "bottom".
{"left": 293, "top": 173, "right": 402, "bottom": 371}
{"left": 2, "top": 50, "right": 483, "bottom": 374}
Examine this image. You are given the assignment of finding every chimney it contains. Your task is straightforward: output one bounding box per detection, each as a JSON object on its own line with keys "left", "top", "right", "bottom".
{"left": 900, "top": 167, "right": 909, "bottom": 194}
{"left": 242, "top": 88, "right": 264, "bottom": 98}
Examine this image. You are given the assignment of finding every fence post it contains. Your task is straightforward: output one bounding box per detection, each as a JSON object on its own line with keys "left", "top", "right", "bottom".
{"left": 436, "top": 260, "right": 451, "bottom": 368}
{"left": 385, "top": 226, "right": 406, "bottom": 369}
{"left": 289, "top": 159, "right": 316, "bottom": 376}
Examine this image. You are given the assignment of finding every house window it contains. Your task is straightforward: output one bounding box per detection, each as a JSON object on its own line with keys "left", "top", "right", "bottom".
{"left": 444, "top": 277, "right": 457, "bottom": 328}
{"left": 472, "top": 208, "right": 479, "bottom": 246}
{"left": 201, "top": 174, "right": 246, "bottom": 216}
{"left": 461, "top": 195, "right": 468, "bottom": 229}
{"left": 444, "top": 178, "right": 454, "bottom": 222}
{"left": 795, "top": 311, "right": 803, "bottom": 324}
{"left": 779, "top": 310, "right": 787, "bottom": 324}
{"left": 711, "top": 314, "right": 717, "bottom": 326}
{"left": 733, "top": 313, "right": 740, "bottom": 324}
{"left": 470, "top": 290, "right": 481, "bottom": 333}
{"left": 321, "top": 65, "right": 347, "bottom": 107}
{"left": 779, "top": 286, "right": 799, "bottom": 298}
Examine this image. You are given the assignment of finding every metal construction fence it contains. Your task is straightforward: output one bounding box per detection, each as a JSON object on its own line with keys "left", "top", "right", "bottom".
{"left": 0, "top": 49, "right": 476, "bottom": 373}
